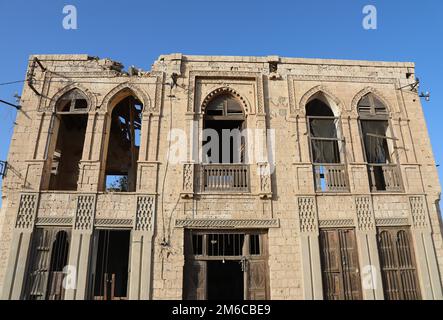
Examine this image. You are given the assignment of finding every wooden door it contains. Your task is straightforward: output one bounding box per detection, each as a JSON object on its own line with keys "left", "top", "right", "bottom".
{"left": 246, "top": 260, "right": 268, "bottom": 300}
{"left": 25, "top": 228, "right": 71, "bottom": 300}
{"left": 320, "top": 229, "right": 362, "bottom": 300}
{"left": 183, "top": 260, "right": 207, "bottom": 300}
{"left": 378, "top": 227, "right": 421, "bottom": 300}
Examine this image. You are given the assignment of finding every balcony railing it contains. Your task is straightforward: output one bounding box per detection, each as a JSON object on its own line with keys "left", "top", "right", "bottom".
{"left": 313, "top": 164, "right": 349, "bottom": 192}
{"left": 200, "top": 164, "right": 250, "bottom": 192}
{"left": 368, "top": 164, "right": 402, "bottom": 192}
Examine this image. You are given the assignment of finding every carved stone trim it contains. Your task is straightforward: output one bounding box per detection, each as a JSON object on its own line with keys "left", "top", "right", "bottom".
{"left": 409, "top": 196, "right": 429, "bottom": 229}
{"left": 318, "top": 219, "right": 354, "bottom": 228}
{"left": 74, "top": 195, "right": 96, "bottom": 231}
{"left": 175, "top": 219, "right": 280, "bottom": 229}
{"left": 46, "top": 83, "right": 97, "bottom": 112}
{"left": 356, "top": 196, "right": 375, "bottom": 231}
{"left": 258, "top": 163, "right": 272, "bottom": 198}
{"left": 15, "top": 193, "right": 39, "bottom": 230}
{"left": 95, "top": 219, "right": 133, "bottom": 227}
{"left": 201, "top": 87, "right": 249, "bottom": 114}
{"left": 36, "top": 217, "right": 73, "bottom": 226}
{"left": 299, "top": 85, "right": 344, "bottom": 115}
{"left": 287, "top": 75, "right": 398, "bottom": 116}
{"left": 351, "top": 86, "right": 393, "bottom": 114}
{"left": 375, "top": 218, "right": 410, "bottom": 226}
{"left": 298, "top": 197, "right": 317, "bottom": 233}
{"left": 100, "top": 82, "right": 152, "bottom": 112}
{"left": 187, "top": 70, "right": 264, "bottom": 114}
{"left": 135, "top": 195, "right": 155, "bottom": 232}
{"left": 182, "top": 163, "right": 195, "bottom": 197}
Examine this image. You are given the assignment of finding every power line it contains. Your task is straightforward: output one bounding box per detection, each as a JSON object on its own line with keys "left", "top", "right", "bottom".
{"left": 0, "top": 80, "right": 26, "bottom": 86}
{"left": 0, "top": 99, "right": 21, "bottom": 110}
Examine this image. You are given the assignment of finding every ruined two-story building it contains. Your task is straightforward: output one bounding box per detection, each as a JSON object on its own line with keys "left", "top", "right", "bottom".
{"left": 0, "top": 54, "right": 442, "bottom": 300}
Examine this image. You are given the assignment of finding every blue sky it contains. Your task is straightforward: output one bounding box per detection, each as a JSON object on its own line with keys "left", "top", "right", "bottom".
{"left": 0, "top": 0, "right": 442, "bottom": 203}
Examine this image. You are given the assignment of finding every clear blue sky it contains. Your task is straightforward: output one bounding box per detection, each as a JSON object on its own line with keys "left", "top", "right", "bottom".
{"left": 0, "top": 0, "right": 442, "bottom": 204}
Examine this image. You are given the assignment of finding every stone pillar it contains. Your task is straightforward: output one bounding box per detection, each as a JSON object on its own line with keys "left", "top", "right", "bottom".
{"left": 355, "top": 196, "right": 384, "bottom": 300}
{"left": 409, "top": 196, "right": 443, "bottom": 300}
{"left": 129, "top": 195, "right": 156, "bottom": 300}
{"left": 1, "top": 193, "right": 39, "bottom": 300}
{"left": 297, "top": 197, "right": 323, "bottom": 300}
{"left": 65, "top": 194, "right": 96, "bottom": 300}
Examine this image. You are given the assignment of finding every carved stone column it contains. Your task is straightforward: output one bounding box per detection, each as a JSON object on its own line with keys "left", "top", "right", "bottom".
{"left": 355, "top": 196, "right": 384, "bottom": 300}
{"left": 129, "top": 195, "right": 156, "bottom": 300}
{"left": 65, "top": 194, "right": 96, "bottom": 300}
{"left": 297, "top": 197, "right": 323, "bottom": 300}
{"left": 409, "top": 196, "right": 443, "bottom": 299}
{"left": 1, "top": 193, "right": 39, "bottom": 300}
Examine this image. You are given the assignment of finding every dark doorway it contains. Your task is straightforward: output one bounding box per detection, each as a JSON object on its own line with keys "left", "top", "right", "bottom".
{"left": 207, "top": 260, "right": 244, "bottom": 300}
{"left": 92, "top": 230, "right": 130, "bottom": 300}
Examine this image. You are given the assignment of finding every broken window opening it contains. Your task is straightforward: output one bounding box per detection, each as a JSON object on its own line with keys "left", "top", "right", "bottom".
{"left": 91, "top": 230, "right": 130, "bottom": 300}
{"left": 57, "top": 89, "right": 89, "bottom": 113}
{"left": 47, "top": 89, "right": 89, "bottom": 191}
{"left": 105, "top": 95, "right": 142, "bottom": 192}
{"left": 358, "top": 94, "right": 401, "bottom": 192}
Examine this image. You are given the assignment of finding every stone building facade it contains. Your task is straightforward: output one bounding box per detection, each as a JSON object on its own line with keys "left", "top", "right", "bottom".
{"left": 0, "top": 53, "right": 442, "bottom": 300}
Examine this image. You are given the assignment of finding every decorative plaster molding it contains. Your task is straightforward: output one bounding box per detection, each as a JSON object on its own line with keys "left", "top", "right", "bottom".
{"left": 135, "top": 195, "right": 155, "bottom": 232}
{"left": 74, "top": 195, "right": 96, "bottom": 231}
{"left": 356, "top": 196, "right": 375, "bottom": 231}
{"left": 409, "top": 196, "right": 429, "bottom": 229}
{"left": 318, "top": 219, "right": 354, "bottom": 228}
{"left": 15, "top": 193, "right": 39, "bottom": 230}
{"left": 175, "top": 219, "right": 279, "bottom": 229}
{"left": 298, "top": 197, "right": 317, "bottom": 233}
{"left": 36, "top": 217, "right": 73, "bottom": 226}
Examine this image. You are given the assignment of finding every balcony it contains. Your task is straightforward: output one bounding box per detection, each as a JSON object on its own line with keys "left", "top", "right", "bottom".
{"left": 368, "top": 164, "right": 402, "bottom": 192}
{"left": 200, "top": 164, "right": 250, "bottom": 193}
{"left": 313, "top": 164, "right": 349, "bottom": 192}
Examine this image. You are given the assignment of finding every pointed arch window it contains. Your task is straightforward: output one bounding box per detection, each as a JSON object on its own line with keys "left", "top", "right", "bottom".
{"left": 305, "top": 94, "right": 349, "bottom": 192}
{"left": 104, "top": 93, "right": 143, "bottom": 192}
{"left": 56, "top": 89, "right": 89, "bottom": 113}
{"left": 46, "top": 89, "right": 89, "bottom": 191}
{"left": 357, "top": 93, "right": 402, "bottom": 191}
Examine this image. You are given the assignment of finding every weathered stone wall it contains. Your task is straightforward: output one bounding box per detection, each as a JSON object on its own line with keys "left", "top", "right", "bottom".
{"left": 0, "top": 53, "right": 442, "bottom": 300}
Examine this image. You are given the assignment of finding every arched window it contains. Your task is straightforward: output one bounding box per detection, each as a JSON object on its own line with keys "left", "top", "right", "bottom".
{"left": 201, "top": 91, "right": 249, "bottom": 193}
{"left": 306, "top": 98, "right": 341, "bottom": 164}
{"left": 357, "top": 93, "right": 401, "bottom": 192}
{"left": 358, "top": 93, "right": 390, "bottom": 164}
{"left": 47, "top": 89, "right": 89, "bottom": 191}
{"left": 104, "top": 93, "right": 143, "bottom": 192}
{"left": 305, "top": 94, "right": 348, "bottom": 192}
{"left": 203, "top": 93, "right": 246, "bottom": 164}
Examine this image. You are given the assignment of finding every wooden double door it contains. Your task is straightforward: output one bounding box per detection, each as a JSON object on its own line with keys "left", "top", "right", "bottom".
{"left": 320, "top": 227, "right": 421, "bottom": 300}
{"left": 377, "top": 227, "right": 421, "bottom": 300}
{"left": 320, "top": 228, "right": 362, "bottom": 300}
{"left": 183, "top": 231, "right": 269, "bottom": 300}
